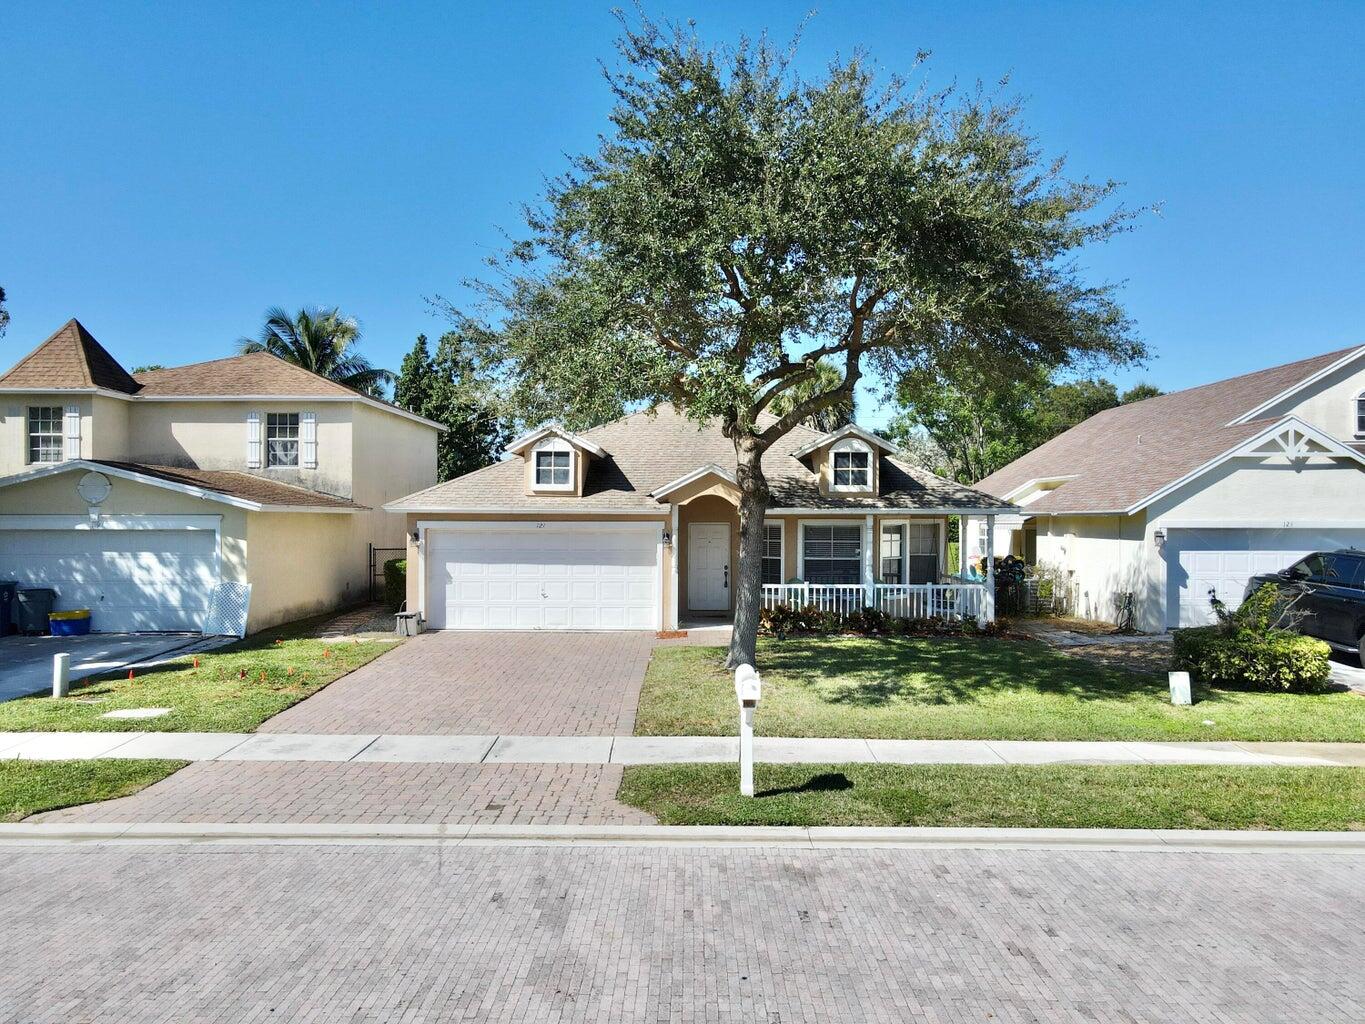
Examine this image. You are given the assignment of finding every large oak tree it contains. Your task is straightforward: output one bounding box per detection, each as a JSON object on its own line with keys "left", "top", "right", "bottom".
{"left": 444, "top": 16, "right": 1144, "bottom": 667}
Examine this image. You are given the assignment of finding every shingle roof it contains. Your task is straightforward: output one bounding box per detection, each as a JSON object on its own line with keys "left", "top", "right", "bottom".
{"left": 86, "top": 461, "right": 365, "bottom": 509}
{"left": 132, "top": 352, "right": 364, "bottom": 397}
{"left": 975, "top": 345, "right": 1365, "bottom": 514}
{"left": 0, "top": 319, "right": 141, "bottom": 394}
{"left": 391, "top": 404, "right": 1013, "bottom": 513}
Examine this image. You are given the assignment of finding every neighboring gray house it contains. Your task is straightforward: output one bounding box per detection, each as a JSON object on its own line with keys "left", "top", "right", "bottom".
{"left": 975, "top": 345, "right": 1365, "bottom": 631}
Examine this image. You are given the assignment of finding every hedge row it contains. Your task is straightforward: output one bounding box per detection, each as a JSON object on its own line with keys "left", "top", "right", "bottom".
{"left": 759, "top": 604, "right": 1005, "bottom": 639}
{"left": 383, "top": 558, "right": 407, "bottom": 613}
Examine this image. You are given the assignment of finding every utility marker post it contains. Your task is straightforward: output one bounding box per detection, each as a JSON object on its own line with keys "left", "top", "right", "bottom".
{"left": 734, "top": 664, "right": 762, "bottom": 797}
{"left": 52, "top": 653, "right": 71, "bottom": 698}
{"left": 1168, "top": 670, "right": 1192, "bottom": 705}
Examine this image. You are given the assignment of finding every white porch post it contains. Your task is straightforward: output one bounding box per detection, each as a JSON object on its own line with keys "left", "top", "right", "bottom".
{"left": 983, "top": 514, "right": 996, "bottom": 623}
{"left": 670, "top": 503, "right": 681, "bottom": 629}
{"left": 959, "top": 515, "right": 971, "bottom": 576}
{"left": 863, "top": 514, "right": 875, "bottom": 609}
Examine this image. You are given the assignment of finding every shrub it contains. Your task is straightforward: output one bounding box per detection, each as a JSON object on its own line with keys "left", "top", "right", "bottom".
{"left": 1172, "top": 584, "right": 1331, "bottom": 692}
{"left": 758, "top": 604, "right": 1006, "bottom": 640}
{"left": 383, "top": 558, "right": 407, "bottom": 613}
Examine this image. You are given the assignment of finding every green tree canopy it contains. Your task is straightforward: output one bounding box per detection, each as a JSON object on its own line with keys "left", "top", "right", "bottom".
{"left": 394, "top": 332, "right": 509, "bottom": 481}
{"left": 442, "top": 15, "right": 1144, "bottom": 665}
{"left": 891, "top": 367, "right": 1162, "bottom": 483}
{"left": 239, "top": 306, "right": 393, "bottom": 397}
{"left": 766, "top": 358, "right": 856, "bottom": 432}
{"left": 0, "top": 286, "right": 9, "bottom": 339}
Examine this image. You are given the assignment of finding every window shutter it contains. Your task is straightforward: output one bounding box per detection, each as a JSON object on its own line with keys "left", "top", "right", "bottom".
{"left": 246, "top": 411, "right": 262, "bottom": 469}
{"left": 63, "top": 405, "right": 81, "bottom": 460}
{"left": 301, "top": 411, "right": 317, "bottom": 469}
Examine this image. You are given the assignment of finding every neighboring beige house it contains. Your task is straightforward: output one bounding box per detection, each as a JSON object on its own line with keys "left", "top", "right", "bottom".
{"left": 0, "top": 319, "right": 440, "bottom": 633}
{"left": 387, "top": 404, "right": 1014, "bottom": 631}
{"left": 975, "top": 345, "right": 1365, "bottom": 632}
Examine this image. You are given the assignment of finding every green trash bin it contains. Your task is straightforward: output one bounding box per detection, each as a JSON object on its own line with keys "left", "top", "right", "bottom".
{"left": 16, "top": 588, "right": 57, "bottom": 635}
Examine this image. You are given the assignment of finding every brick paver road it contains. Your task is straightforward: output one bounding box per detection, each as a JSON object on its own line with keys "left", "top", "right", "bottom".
{"left": 261, "top": 630, "right": 657, "bottom": 736}
{"left": 2, "top": 842, "right": 1361, "bottom": 1023}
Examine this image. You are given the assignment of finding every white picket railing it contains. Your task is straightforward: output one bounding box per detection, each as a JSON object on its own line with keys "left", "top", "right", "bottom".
{"left": 761, "top": 582, "right": 988, "bottom": 622}
{"left": 873, "top": 583, "right": 984, "bottom": 622}
{"left": 761, "top": 583, "right": 866, "bottom": 616}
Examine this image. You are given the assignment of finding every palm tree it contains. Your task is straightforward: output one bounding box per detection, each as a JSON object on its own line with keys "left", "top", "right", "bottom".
{"left": 238, "top": 306, "right": 394, "bottom": 397}
{"left": 767, "top": 358, "right": 856, "bottom": 432}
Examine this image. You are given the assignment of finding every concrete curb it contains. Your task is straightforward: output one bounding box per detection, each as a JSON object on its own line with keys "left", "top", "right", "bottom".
{"left": 1, "top": 821, "right": 1363, "bottom": 852}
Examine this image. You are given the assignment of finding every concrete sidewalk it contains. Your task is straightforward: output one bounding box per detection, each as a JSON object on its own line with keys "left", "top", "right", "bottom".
{"left": 3, "top": 730, "right": 1363, "bottom": 766}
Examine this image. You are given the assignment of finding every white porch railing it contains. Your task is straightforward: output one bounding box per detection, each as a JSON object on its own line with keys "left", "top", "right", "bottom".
{"left": 761, "top": 583, "right": 866, "bottom": 616}
{"left": 761, "top": 582, "right": 988, "bottom": 622}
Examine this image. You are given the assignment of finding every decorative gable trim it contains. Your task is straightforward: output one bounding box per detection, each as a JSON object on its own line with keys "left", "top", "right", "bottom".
{"left": 1227, "top": 345, "right": 1365, "bottom": 426}
{"left": 504, "top": 424, "right": 606, "bottom": 458}
{"left": 790, "top": 423, "right": 897, "bottom": 460}
{"left": 1128, "top": 415, "right": 1365, "bottom": 514}
{"left": 649, "top": 463, "right": 738, "bottom": 500}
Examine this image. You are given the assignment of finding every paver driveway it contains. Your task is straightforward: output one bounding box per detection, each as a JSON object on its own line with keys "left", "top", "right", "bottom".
{"left": 260, "top": 630, "right": 657, "bottom": 736}
{"left": 39, "top": 630, "right": 665, "bottom": 826}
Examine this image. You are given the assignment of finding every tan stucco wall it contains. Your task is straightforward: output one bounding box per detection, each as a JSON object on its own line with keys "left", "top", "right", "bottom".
{"left": 1032, "top": 513, "right": 1151, "bottom": 627}
{"left": 349, "top": 402, "right": 439, "bottom": 552}
{"left": 0, "top": 394, "right": 96, "bottom": 475}
{"left": 90, "top": 396, "right": 130, "bottom": 461}
{"left": 245, "top": 511, "right": 361, "bottom": 632}
{"left": 126, "top": 400, "right": 355, "bottom": 497}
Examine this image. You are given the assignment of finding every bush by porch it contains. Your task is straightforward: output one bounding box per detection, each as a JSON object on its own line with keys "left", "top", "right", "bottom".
{"left": 636, "top": 637, "right": 1365, "bottom": 742}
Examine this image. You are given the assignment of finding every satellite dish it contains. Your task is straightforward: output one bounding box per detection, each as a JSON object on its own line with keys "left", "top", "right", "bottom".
{"left": 76, "top": 471, "right": 112, "bottom": 506}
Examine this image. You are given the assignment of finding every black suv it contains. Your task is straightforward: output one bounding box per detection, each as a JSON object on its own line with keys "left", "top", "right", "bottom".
{"left": 1245, "top": 550, "right": 1365, "bottom": 666}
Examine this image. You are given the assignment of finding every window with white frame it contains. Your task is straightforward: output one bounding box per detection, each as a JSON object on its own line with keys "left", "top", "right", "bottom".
{"left": 879, "top": 523, "right": 905, "bottom": 583}
{"left": 905, "top": 522, "right": 939, "bottom": 584}
{"left": 802, "top": 524, "right": 862, "bottom": 584}
{"left": 533, "top": 439, "right": 573, "bottom": 489}
{"left": 762, "top": 522, "right": 784, "bottom": 585}
{"left": 1355, "top": 394, "right": 1365, "bottom": 437}
{"left": 27, "top": 406, "right": 63, "bottom": 464}
{"left": 266, "top": 412, "right": 300, "bottom": 467}
{"left": 830, "top": 442, "right": 871, "bottom": 490}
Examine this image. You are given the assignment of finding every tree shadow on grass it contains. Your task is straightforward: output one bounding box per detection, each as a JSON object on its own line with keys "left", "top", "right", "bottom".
{"left": 763, "top": 636, "right": 1166, "bottom": 708}
{"left": 757, "top": 772, "right": 854, "bottom": 798}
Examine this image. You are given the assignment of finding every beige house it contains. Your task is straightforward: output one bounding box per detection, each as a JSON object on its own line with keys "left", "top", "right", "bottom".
{"left": 0, "top": 319, "right": 440, "bottom": 633}
{"left": 387, "top": 405, "right": 1014, "bottom": 631}
{"left": 975, "top": 344, "right": 1365, "bottom": 633}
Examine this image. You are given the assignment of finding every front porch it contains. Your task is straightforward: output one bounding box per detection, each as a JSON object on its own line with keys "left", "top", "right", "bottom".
{"left": 662, "top": 469, "right": 998, "bottom": 627}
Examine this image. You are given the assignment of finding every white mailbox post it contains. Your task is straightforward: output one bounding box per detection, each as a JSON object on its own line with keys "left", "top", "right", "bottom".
{"left": 734, "top": 664, "right": 762, "bottom": 797}
{"left": 52, "top": 653, "right": 71, "bottom": 698}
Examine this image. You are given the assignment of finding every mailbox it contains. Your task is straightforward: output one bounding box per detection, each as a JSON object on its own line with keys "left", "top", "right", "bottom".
{"left": 734, "top": 664, "right": 762, "bottom": 708}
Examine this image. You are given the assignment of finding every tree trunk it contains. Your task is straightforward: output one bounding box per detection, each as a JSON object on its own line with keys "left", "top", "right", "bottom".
{"left": 726, "top": 438, "right": 770, "bottom": 670}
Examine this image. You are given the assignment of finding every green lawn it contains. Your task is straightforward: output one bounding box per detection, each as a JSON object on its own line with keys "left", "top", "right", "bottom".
{"left": 1, "top": 759, "right": 187, "bottom": 822}
{"left": 636, "top": 638, "right": 1365, "bottom": 742}
{"left": 619, "top": 763, "right": 1365, "bottom": 830}
{"left": 0, "top": 622, "right": 397, "bottom": 733}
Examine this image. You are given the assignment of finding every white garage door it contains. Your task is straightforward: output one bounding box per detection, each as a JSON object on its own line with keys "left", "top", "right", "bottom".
{"left": 1168, "top": 527, "right": 1365, "bottom": 627}
{"left": 0, "top": 526, "right": 219, "bottom": 633}
{"left": 425, "top": 524, "right": 661, "bottom": 630}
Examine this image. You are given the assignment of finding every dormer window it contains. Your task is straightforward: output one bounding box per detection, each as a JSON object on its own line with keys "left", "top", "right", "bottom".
{"left": 1355, "top": 394, "right": 1365, "bottom": 438}
{"left": 831, "top": 441, "right": 871, "bottom": 491}
{"left": 533, "top": 438, "right": 574, "bottom": 490}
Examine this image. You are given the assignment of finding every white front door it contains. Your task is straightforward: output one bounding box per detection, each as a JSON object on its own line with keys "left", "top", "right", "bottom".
{"left": 424, "top": 523, "right": 661, "bottom": 630}
{"left": 688, "top": 523, "right": 730, "bottom": 611}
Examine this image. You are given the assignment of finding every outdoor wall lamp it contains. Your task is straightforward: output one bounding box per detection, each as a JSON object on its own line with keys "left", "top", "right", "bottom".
{"left": 662, "top": 530, "right": 672, "bottom": 546}
{"left": 1153, "top": 528, "right": 1166, "bottom": 550}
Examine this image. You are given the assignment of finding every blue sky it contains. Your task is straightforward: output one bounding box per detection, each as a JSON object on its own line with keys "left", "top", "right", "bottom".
{"left": 4, "top": 1, "right": 1362, "bottom": 427}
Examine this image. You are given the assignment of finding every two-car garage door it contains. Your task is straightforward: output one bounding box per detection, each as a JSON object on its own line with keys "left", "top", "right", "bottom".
{"left": 0, "top": 525, "right": 219, "bottom": 632}
{"left": 424, "top": 524, "right": 661, "bottom": 630}
{"left": 1167, "top": 527, "right": 1365, "bottom": 627}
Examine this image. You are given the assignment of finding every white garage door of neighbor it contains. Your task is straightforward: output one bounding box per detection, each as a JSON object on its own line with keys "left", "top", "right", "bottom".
{"left": 1168, "top": 527, "right": 1365, "bottom": 627}
{"left": 0, "top": 527, "right": 220, "bottom": 632}
{"left": 425, "top": 525, "right": 661, "bottom": 630}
